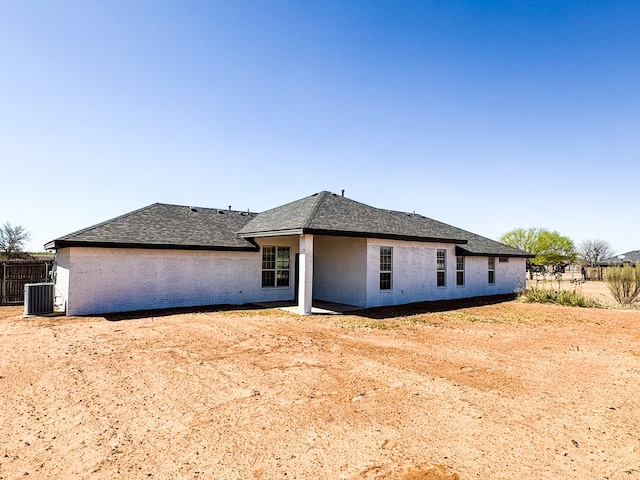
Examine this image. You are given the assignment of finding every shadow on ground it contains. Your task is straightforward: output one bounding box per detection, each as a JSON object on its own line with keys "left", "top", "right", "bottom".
{"left": 101, "top": 294, "right": 517, "bottom": 322}
{"left": 101, "top": 303, "right": 266, "bottom": 321}
{"left": 349, "top": 293, "right": 518, "bottom": 319}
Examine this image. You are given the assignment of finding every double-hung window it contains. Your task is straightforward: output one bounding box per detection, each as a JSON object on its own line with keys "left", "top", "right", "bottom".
{"left": 437, "top": 249, "right": 446, "bottom": 287}
{"left": 380, "top": 247, "right": 392, "bottom": 290}
{"left": 456, "top": 256, "right": 464, "bottom": 286}
{"left": 262, "top": 246, "right": 290, "bottom": 288}
{"left": 488, "top": 257, "right": 495, "bottom": 285}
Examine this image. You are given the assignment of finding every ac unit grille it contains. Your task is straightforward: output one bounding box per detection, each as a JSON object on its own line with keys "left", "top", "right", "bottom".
{"left": 24, "top": 283, "right": 55, "bottom": 316}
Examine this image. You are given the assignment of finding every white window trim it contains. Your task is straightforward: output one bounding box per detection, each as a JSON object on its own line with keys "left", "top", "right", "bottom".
{"left": 456, "top": 255, "right": 465, "bottom": 287}
{"left": 437, "top": 249, "right": 446, "bottom": 287}
{"left": 380, "top": 246, "right": 393, "bottom": 291}
{"left": 488, "top": 257, "right": 496, "bottom": 285}
{"left": 261, "top": 246, "right": 291, "bottom": 289}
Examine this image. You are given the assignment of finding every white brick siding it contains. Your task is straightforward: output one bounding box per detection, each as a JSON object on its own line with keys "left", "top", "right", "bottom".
{"left": 364, "top": 238, "right": 526, "bottom": 308}
{"left": 55, "top": 235, "right": 526, "bottom": 315}
{"left": 59, "top": 239, "right": 298, "bottom": 316}
{"left": 313, "top": 236, "right": 368, "bottom": 307}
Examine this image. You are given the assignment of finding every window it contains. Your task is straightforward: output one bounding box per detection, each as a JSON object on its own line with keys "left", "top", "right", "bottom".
{"left": 488, "top": 257, "right": 495, "bottom": 285}
{"left": 380, "top": 247, "right": 392, "bottom": 290}
{"left": 262, "top": 246, "right": 290, "bottom": 288}
{"left": 456, "top": 256, "right": 464, "bottom": 286}
{"left": 437, "top": 249, "right": 446, "bottom": 287}
{"left": 499, "top": 257, "right": 509, "bottom": 263}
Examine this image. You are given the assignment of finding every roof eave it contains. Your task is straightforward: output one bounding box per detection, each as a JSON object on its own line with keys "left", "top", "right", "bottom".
{"left": 456, "top": 246, "right": 535, "bottom": 258}
{"left": 241, "top": 228, "right": 467, "bottom": 244}
{"left": 306, "top": 228, "right": 468, "bottom": 244}
{"left": 239, "top": 228, "right": 305, "bottom": 238}
{"left": 44, "top": 240, "right": 259, "bottom": 252}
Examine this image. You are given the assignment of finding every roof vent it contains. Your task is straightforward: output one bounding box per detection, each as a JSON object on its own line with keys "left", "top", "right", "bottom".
{"left": 189, "top": 207, "right": 198, "bottom": 212}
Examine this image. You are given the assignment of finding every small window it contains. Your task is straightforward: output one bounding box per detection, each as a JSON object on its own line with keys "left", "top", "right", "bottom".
{"left": 380, "top": 247, "right": 392, "bottom": 290}
{"left": 456, "top": 256, "right": 464, "bottom": 286}
{"left": 437, "top": 249, "right": 446, "bottom": 287}
{"left": 262, "top": 246, "right": 290, "bottom": 288}
{"left": 488, "top": 257, "right": 495, "bottom": 285}
{"left": 499, "top": 257, "right": 509, "bottom": 263}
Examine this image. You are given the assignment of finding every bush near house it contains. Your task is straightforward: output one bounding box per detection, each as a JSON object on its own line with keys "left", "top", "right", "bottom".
{"left": 520, "top": 287, "right": 602, "bottom": 308}
{"left": 605, "top": 264, "right": 640, "bottom": 305}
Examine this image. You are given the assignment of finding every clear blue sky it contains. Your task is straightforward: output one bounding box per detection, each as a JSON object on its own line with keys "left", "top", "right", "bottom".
{"left": 1, "top": 1, "right": 638, "bottom": 255}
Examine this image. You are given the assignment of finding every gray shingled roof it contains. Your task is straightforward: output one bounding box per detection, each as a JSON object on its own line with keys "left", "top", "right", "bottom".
{"left": 599, "top": 250, "right": 640, "bottom": 266}
{"left": 46, "top": 192, "right": 532, "bottom": 258}
{"left": 239, "top": 191, "right": 532, "bottom": 257}
{"left": 454, "top": 231, "right": 535, "bottom": 257}
{"left": 239, "top": 191, "right": 466, "bottom": 243}
{"left": 45, "top": 203, "right": 258, "bottom": 251}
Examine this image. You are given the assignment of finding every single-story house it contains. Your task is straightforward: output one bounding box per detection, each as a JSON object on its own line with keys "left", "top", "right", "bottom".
{"left": 45, "top": 191, "right": 532, "bottom": 316}
{"left": 598, "top": 250, "right": 640, "bottom": 267}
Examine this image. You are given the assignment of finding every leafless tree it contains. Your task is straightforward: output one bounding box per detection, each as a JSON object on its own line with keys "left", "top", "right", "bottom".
{"left": 578, "top": 239, "right": 613, "bottom": 267}
{"left": 0, "top": 222, "right": 31, "bottom": 258}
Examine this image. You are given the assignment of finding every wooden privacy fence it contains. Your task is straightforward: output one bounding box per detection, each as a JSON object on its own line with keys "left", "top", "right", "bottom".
{"left": 1, "top": 260, "right": 53, "bottom": 304}
{"left": 584, "top": 267, "right": 605, "bottom": 281}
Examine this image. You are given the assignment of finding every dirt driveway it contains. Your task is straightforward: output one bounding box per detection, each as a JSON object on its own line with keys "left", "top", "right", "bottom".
{"left": 1, "top": 288, "right": 639, "bottom": 479}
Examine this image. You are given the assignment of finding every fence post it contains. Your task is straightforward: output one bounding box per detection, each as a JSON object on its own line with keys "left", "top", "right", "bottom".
{"left": 1, "top": 263, "right": 5, "bottom": 305}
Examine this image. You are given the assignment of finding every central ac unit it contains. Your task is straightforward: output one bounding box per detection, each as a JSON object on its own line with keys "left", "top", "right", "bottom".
{"left": 24, "top": 283, "right": 55, "bottom": 316}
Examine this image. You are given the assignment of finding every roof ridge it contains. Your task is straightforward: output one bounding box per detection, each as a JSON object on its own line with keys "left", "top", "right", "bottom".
{"left": 153, "top": 202, "right": 257, "bottom": 214}
{"left": 301, "top": 191, "right": 331, "bottom": 228}
{"left": 59, "top": 203, "right": 161, "bottom": 240}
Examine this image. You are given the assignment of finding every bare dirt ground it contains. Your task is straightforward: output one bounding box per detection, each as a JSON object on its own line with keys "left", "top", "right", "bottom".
{"left": 1, "top": 282, "right": 639, "bottom": 480}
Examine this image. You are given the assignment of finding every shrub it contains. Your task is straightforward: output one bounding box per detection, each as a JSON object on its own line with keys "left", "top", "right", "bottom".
{"left": 521, "top": 287, "right": 602, "bottom": 308}
{"left": 605, "top": 265, "right": 640, "bottom": 305}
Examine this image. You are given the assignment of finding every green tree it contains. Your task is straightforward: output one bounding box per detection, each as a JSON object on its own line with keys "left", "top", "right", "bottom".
{"left": 0, "top": 222, "right": 31, "bottom": 258}
{"left": 500, "top": 228, "right": 576, "bottom": 268}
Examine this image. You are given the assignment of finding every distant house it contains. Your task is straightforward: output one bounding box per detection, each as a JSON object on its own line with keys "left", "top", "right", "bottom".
{"left": 45, "top": 191, "right": 532, "bottom": 316}
{"left": 598, "top": 250, "right": 640, "bottom": 267}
